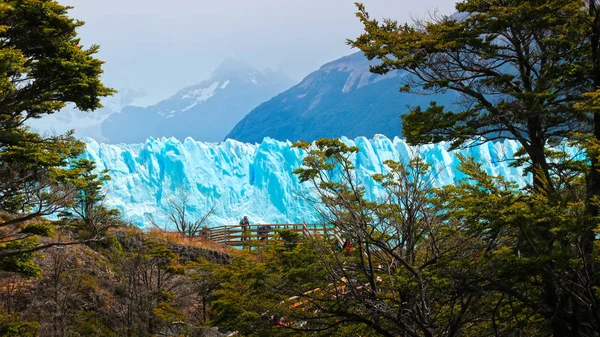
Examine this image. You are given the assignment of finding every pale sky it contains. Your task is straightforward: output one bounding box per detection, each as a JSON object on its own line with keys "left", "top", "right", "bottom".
{"left": 59, "top": 0, "right": 455, "bottom": 106}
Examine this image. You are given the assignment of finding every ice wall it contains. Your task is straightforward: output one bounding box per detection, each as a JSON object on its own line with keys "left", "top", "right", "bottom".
{"left": 82, "top": 135, "right": 527, "bottom": 228}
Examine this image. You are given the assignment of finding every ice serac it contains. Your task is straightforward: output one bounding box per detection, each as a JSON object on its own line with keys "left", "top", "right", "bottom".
{"left": 82, "top": 135, "right": 528, "bottom": 228}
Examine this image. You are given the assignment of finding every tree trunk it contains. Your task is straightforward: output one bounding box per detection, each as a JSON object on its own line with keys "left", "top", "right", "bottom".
{"left": 202, "top": 296, "right": 207, "bottom": 323}
{"left": 526, "top": 120, "right": 553, "bottom": 195}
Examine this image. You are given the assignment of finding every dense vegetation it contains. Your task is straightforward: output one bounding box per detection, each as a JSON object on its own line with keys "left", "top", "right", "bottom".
{"left": 2, "top": 0, "right": 600, "bottom": 336}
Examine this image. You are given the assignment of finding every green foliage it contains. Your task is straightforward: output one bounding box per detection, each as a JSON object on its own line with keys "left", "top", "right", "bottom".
{"left": 153, "top": 301, "right": 184, "bottom": 326}
{"left": 401, "top": 101, "right": 471, "bottom": 146}
{"left": 345, "top": 3, "right": 600, "bottom": 334}
{"left": 275, "top": 229, "right": 300, "bottom": 251}
{"left": 0, "top": 2, "right": 13, "bottom": 14}
{"left": 0, "top": 0, "right": 115, "bottom": 122}
{"left": 87, "top": 233, "right": 123, "bottom": 253}
{"left": 0, "top": 237, "right": 42, "bottom": 277}
{"left": 3, "top": 1, "right": 600, "bottom": 336}
{"left": 211, "top": 256, "right": 284, "bottom": 336}
{"left": 68, "top": 311, "right": 117, "bottom": 337}
{"left": 0, "top": 0, "right": 114, "bottom": 203}
{"left": 0, "top": 315, "right": 38, "bottom": 337}
{"left": 145, "top": 239, "right": 185, "bottom": 275}
{"left": 0, "top": 0, "right": 116, "bottom": 264}
{"left": 350, "top": 0, "right": 593, "bottom": 193}
{"left": 293, "top": 138, "right": 359, "bottom": 184}
{"left": 58, "top": 159, "right": 122, "bottom": 239}
{"left": 287, "top": 135, "right": 600, "bottom": 335}
{"left": 19, "top": 222, "right": 53, "bottom": 237}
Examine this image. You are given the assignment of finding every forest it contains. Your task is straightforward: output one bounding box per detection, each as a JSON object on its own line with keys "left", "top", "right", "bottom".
{"left": 2, "top": 0, "right": 600, "bottom": 336}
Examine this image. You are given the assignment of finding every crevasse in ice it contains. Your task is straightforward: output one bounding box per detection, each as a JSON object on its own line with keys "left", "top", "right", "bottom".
{"left": 82, "top": 135, "right": 528, "bottom": 228}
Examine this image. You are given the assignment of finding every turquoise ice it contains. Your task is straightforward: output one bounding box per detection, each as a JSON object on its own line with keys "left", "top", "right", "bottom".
{"left": 82, "top": 135, "right": 529, "bottom": 228}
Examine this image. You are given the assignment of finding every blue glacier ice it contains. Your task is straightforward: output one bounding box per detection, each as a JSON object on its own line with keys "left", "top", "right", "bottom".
{"left": 82, "top": 135, "right": 528, "bottom": 228}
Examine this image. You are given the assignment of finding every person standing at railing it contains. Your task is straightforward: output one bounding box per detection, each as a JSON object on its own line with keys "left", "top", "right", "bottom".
{"left": 199, "top": 226, "right": 210, "bottom": 239}
{"left": 258, "top": 225, "right": 271, "bottom": 241}
{"left": 239, "top": 216, "right": 250, "bottom": 243}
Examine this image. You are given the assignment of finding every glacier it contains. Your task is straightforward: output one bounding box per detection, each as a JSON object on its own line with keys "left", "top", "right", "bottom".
{"left": 82, "top": 135, "right": 527, "bottom": 228}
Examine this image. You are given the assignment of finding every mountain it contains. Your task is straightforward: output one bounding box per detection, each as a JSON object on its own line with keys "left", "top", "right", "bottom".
{"left": 26, "top": 87, "right": 147, "bottom": 142}
{"left": 101, "top": 59, "right": 295, "bottom": 143}
{"left": 225, "top": 52, "right": 457, "bottom": 143}
{"left": 82, "top": 135, "right": 530, "bottom": 227}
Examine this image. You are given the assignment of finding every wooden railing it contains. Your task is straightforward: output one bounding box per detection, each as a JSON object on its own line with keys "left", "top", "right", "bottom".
{"left": 199, "top": 223, "right": 343, "bottom": 247}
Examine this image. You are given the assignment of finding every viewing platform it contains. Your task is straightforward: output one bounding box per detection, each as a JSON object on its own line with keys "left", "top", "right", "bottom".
{"left": 199, "top": 223, "right": 343, "bottom": 248}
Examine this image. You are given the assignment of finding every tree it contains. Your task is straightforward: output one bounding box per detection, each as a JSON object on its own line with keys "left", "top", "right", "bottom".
{"left": 350, "top": 2, "right": 600, "bottom": 335}
{"left": 289, "top": 139, "right": 498, "bottom": 336}
{"left": 287, "top": 138, "right": 600, "bottom": 336}
{"left": 0, "top": 0, "right": 114, "bottom": 128}
{"left": 0, "top": 0, "right": 114, "bottom": 261}
{"left": 0, "top": 156, "right": 120, "bottom": 261}
{"left": 350, "top": 0, "right": 591, "bottom": 194}
{"left": 57, "top": 159, "right": 122, "bottom": 239}
{"left": 107, "top": 232, "right": 190, "bottom": 336}
{"left": 148, "top": 187, "right": 214, "bottom": 238}
{"left": 436, "top": 156, "right": 597, "bottom": 336}
{"left": 187, "top": 259, "right": 221, "bottom": 325}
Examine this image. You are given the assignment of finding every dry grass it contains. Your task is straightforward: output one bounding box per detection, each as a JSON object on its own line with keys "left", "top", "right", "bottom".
{"left": 145, "top": 228, "right": 238, "bottom": 255}
{"left": 0, "top": 272, "right": 34, "bottom": 296}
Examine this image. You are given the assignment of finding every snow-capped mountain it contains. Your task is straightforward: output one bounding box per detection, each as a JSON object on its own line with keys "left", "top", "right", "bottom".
{"left": 101, "top": 59, "right": 295, "bottom": 143}
{"left": 83, "top": 135, "right": 530, "bottom": 228}
{"left": 226, "top": 52, "right": 457, "bottom": 143}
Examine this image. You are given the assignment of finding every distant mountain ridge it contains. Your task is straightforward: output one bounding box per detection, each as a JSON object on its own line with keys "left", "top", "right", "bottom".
{"left": 101, "top": 59, "right": 295, "bottom": 143}
{"left": 226, "top": 52, "right": 457, "bottom": 143}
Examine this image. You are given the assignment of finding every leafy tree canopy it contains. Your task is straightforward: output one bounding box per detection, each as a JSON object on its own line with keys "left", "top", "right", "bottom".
{"left": 0, "top": 0, "right": 115, "bottom": 264}
{"left": 350, "top": 0, "right": 594, "bottom": 192}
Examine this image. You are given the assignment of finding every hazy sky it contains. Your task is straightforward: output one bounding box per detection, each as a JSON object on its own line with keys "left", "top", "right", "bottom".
{"left": 59, "top": 0, "right": 455, "bottom": 106}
